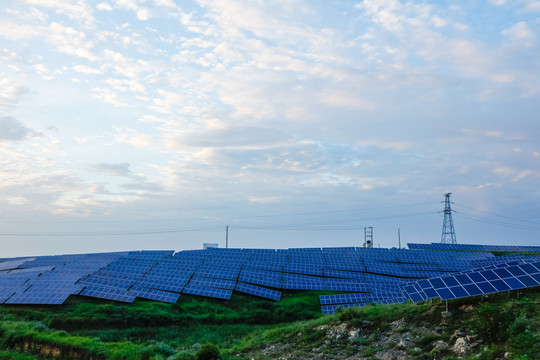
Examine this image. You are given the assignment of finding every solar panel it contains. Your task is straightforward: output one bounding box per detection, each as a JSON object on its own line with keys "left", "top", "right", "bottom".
{"left": 182, "top": 284, "right": 232, "bottom": 300}
{"left": 1, "top": 246, "right": 540, "bottom": 309}
{"left": 80, "top": 285, "right": 137, "bottom": 303}
{"left": 235, "top": 282, "right": 281, "bottom": 301}
{"left": 189, "top": 277, "right": 237, "bottom": 290}
{"left": 131, "top": 286, "right": 180, "bottom": 303}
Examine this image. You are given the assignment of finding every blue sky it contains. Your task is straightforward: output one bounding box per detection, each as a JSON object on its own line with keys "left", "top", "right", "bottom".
{"left": 1, "top": 0, "right": 540, "bottom": 257}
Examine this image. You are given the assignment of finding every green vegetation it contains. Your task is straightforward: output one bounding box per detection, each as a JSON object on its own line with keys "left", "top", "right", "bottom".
{"left": 0, "top": 288, "right": 539, "bottom": 359}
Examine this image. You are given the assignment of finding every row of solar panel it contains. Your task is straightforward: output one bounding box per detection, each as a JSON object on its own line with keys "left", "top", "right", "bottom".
{"left": 401, "top": 260, "right": 540, "bottom": 303}
{"left": 408, "top": 243, "right": 540, "bottom": 253}
{"left": 1, "top": 247, "right": 536, "bottom": 310}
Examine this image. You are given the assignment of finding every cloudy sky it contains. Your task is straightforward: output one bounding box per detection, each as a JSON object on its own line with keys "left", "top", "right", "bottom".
{"left": 1, "top": 0, "right": 540, "bottom": 257}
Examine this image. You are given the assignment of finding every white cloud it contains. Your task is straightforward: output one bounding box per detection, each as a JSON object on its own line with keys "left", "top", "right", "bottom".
{"left": 501, "top": 21, "right": 535, "bottom": 47}
{"left": 137, "top": 8, "right": 150, "bottom": 20}
{"left": 92, "top": 87, "right": 129, "bottom": 107}
{"left": 115, "top": 129, "right": 153, "bottom": 148}
{"left": 97, "top": 2, "right": 113, "bottom": 11}
{"left": 73, "top": 64, "right": 103, "bottom": 74}
{"left": 154, "top": 0, "right": 177, "bottom": 8}
{"left": 22, "top": 0, "right": 96, "bottom": 27}
{"left": 0, "top": 75, "right": 27, "bottom": 108}
{"left": 248, "top": 196, "right": 284, "bottom": 204}
{"left": 46, "top": 22, "right": 95, "bottom": 60}
{"left": 0, "top": 22, "right": 41, "bottom": 40}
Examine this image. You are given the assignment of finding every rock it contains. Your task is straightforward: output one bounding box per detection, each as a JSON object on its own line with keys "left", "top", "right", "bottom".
{"left": 328, "top": 323, "right": 348, "bottom": 338}
{"left": 441, "top": 311, "right": 452, "bottom": 318}
{"left": 452, "top": 337, "right": 468, "bottom": 355}
{"left": 390, "top": 318, "right": 407, "bottom": 331}
{"left": 433, "top": 340, "right": 448, "bottom": 351}
{"left": 466, "top": 334, "right": 478, "bottom": 343}
{"left": 459, "top": 304, "right": 474, "bottom": 312}
{"left": 454, "top": 329, "right": 467, "bottom": 337}
{"left": 348, "top": 329, "right": 360, "bottom": 340}
{"left": 397, "top": 337, "right": 411, "bottom": 348}
{"left": 433, "top": 326, "right": 444, "bottom": 335}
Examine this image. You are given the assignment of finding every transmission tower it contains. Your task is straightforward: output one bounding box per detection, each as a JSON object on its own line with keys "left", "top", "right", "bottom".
{"left": 441, "top": 193, "right": 457, "bottom": 244}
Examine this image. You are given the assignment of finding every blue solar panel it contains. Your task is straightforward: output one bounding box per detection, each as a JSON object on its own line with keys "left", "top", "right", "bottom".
{"left": 448, "top": 285, "right": 468, "bottom": 298}
{"left": 436, "top": 288, "right": 456, "bottom": 300}
{"left": 235, "top": 282, "right": 281, "bottom": 301}
{"left": 182, "top": 284, "right": 232, "bottom": 300}
{"left": 441, "top": 276, "right": 459, "bottom": 287}
{"left": 454, "top": 274, "right": 473, "bottom": 285}
{"left": 428, "top": 278, "right": 446, "bottom": 289}
{"left": 189, "top": 277, "right": 237, "bottom": 290}
{"left": 320, "top": 293, "right": 368, "bottom": 305}
{"left": 492, "top": 268, "right": 512, "bottom": 279}
{"left": 132, "top": 287, "right": 180, "bottom": 303}
{"left": 2, "top": 246, "right": 540, "bottom": 309}
{"left": 490, "top": 279, "right": 511, "bottom": 292}
{"left": 467, "top": 272, "right": 486, "bottom": 283}
{"left": 462, "top": 283, "right": 482, "bottom": 296}
{"left": 519, "top": 274, "right": 538, "bottom": 286}
{"left": 476, "top": 281, "right": 497, "bottom": 294}
{"left": 502, "top": 277, "right": 525, "bottom": 290}
{"left": 80, "top": 285, "right": 136, "bottom": 303}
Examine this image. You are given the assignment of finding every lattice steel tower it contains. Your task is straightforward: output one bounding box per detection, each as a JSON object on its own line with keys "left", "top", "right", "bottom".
{"left": 441, "top": 193, "right": 457, "bottom": 244}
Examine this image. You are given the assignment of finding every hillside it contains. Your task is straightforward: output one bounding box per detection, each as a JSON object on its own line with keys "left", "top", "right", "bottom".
{"left": 1, "top": 287, "right": 539, "bottom": 360}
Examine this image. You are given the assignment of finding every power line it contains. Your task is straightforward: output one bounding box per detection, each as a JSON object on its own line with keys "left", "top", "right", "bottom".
{"left": 0, "top": 211, "right": 437, "bottom": 237}
{"left": 454, "top": 211, "right": 540, "bottom": 232}
{"left": 453, "top": 203, "right": 540, "bottom": 226}
{"left": 0, "top": 226, "right": 224, "bottom": 237}
{"left": 0, "top": 201, "right": 436, "bottom": 225}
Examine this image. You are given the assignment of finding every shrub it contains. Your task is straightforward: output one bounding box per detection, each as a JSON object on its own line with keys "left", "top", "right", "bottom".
{"left": 195, "top": 343, "right": 221, "bottom": 360}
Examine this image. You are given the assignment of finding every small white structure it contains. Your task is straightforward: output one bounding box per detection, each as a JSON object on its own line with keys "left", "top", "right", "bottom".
{"left": 203, "top": 243, "right": 219, "bottom": 249}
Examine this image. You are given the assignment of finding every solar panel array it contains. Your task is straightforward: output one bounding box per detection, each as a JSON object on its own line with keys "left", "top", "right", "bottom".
{"left": 1, "top": 245, "right": 539, "bottom": 314}
{"left": 401, "top": 257, "right": 540, "bottom": 303}
{"left": 408, "top": 243, "right": 540, "bottom": 253}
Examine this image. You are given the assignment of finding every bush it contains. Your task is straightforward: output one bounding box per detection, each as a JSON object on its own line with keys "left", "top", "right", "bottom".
{"left": 195, "top": 343, "right": 221, "bottom": 360}
{"left": 176, "top": 352, "right": 195, "bottom": 360}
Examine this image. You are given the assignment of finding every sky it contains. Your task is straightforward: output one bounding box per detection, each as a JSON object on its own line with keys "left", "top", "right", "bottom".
{"left": 1, "top": 0, "right": 540, "bottom": 258}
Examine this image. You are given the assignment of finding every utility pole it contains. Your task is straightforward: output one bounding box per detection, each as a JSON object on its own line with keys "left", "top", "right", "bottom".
{"left": 226, "top": 225, "right": 229, "bottom": 249}
{"left": 441, "top": 193, "right": 457, "bottom": 244}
